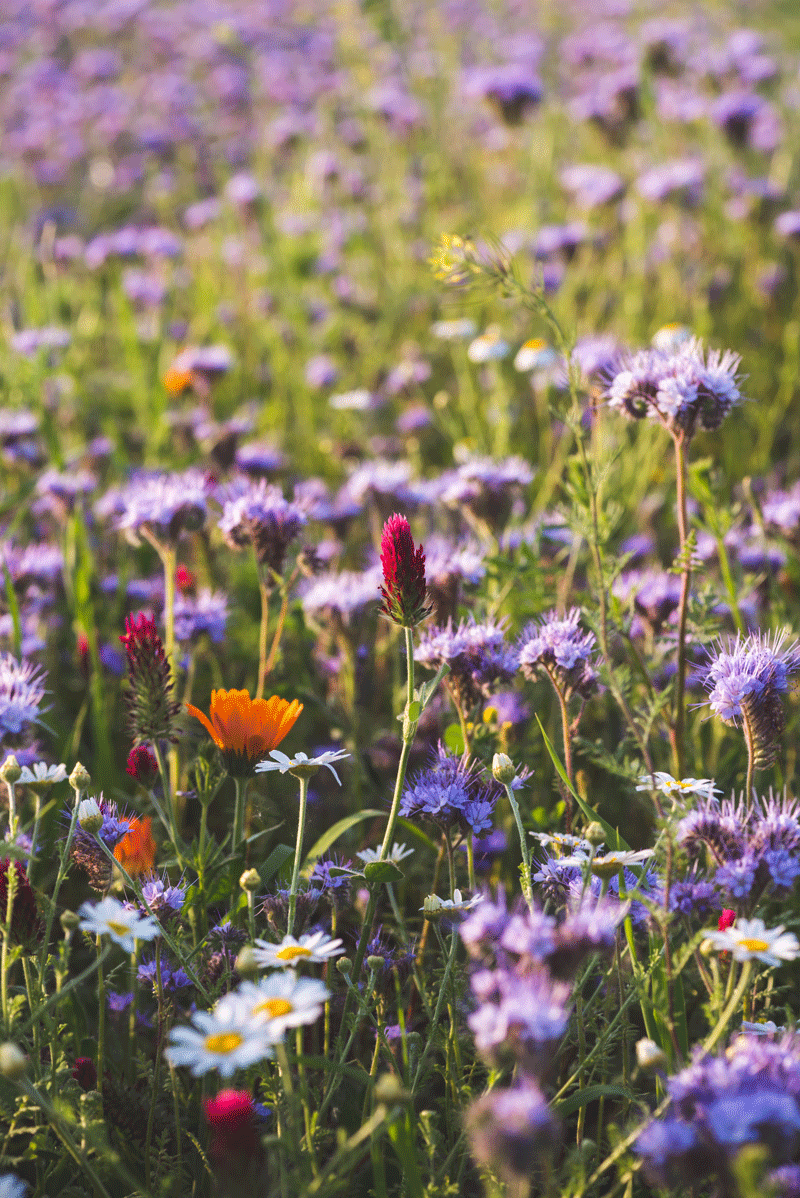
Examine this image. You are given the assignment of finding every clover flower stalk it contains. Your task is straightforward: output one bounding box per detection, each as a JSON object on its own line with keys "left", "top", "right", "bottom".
{"left": 331, "top": 516, "right": 428, "bottom": 1067}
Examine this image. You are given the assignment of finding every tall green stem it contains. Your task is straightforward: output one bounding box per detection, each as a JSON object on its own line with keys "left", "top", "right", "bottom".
{"left": 671, "top": 433, "right": 691, "bottom": 780}
{"left": 95, "top": 935, "right": 105, "bottom": 1095}
{"left": 256, "top": 576, "right": 271, "bottom": 701}
{"left": 232, "top": 776, "right": 248, "bottom": 858}
{"left": 503, "top": 781, "right": 534, "bottom": 913}
{"left": 287, "top": 775, "right": 310, "bottom": 937}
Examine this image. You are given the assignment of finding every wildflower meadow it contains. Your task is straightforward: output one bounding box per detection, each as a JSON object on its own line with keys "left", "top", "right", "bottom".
{"left": 6, "top": 1, "right": 800, "bottom": 1196}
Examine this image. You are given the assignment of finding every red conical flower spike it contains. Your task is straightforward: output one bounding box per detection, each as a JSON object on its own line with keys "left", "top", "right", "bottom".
{"left": 379, "top": 513, "right": 430, "bottom": 627}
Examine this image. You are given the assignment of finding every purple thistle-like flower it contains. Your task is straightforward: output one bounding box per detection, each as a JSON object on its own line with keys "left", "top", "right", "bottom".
{"left": 468, "top": 965, "right": 571, "bottom": 1073}
{"left": 399, "top": 745, "right": 497, "bottom": 835}
{"left": 300, "top": 566, "right": 383, "bottom": 622}
{"left": 518, "top": 608, "right": 597, "bottom": 699}
{"left": 703, "top": 631, "right": 800, "bottom": 770}
{"left": 637, "top": 1034, "right": 800, "bottom": 1188}
{"left": 173, "top": 589, "right": 228, "bottom": 644}
{"left": 466, "top": 1081, "right": 559, "bottom": 1184}
{"left": 417, "top": 615, "right": 518, "bottom": 710}
{"left": 113, "top": 469, "right": 210, "bottom": 541}
{"left": 0, "top": 653, "right": 48, "bottom": 737}
{"left": 604, "top": 337, "right": 742, "bottom": 436}
{"left": 217, "top": 479, "right": 306, "bottom": 578}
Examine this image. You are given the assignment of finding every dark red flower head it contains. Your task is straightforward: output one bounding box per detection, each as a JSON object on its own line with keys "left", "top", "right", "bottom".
{"left": 175, "top": 565, "right": 196, "bottom": 594}
{"left": 718, "top": 908, "right": 736, "bottom": 932}
{"left": 73, "top": 1057, "right": 98, "bottom": 1091}
{"left": 126, "top": 744, "right": 160, "bottom": 789}
{"left": 379, "top": 513, "right": 430, "bottom": 627}
{"left": 0, "top": 859, "right": 43, "bottom": 946}
{"left": 120, "top": 613, "right": 180, "bottom": 744}
{"left": 204, "top": 1089, "right": 260, "bottom": 1160}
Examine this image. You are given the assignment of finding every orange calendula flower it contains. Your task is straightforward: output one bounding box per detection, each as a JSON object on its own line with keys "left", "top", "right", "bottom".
{"left": 163, "top": 365, "right": 195, "bottom": 395}
{"left": 186, "top": 690, "right": 303, "bottom": 777}
{"left": 114, "top": 815, "right": 157, "bottom": 878}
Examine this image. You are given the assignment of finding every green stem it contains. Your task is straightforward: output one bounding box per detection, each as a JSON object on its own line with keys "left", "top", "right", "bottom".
{"left": 379, "top": 626, "right": 415, "bottom": 860}
{"left": 287, "top": 775, "right": 310, "bottom": 937}
{"left": 18, "top": 1079, "right": 114, "bottom": 1198}
{"left": 503, "top": 781, "right": 534, "bottom": 912}
{"left": 671, "top": 432, "right": 691, "bottom": 780}
{"left": 411, "top": 925, "right": 460, "bottom": 1092}
{"left": 256, "top": 575, "right": 271, "bottom": 701}
{"left": 96, "top": 935, "right": 106, "bottom": 1095}
{"left": 466, "top": 833, "right": 476, "bottom": 893}
{"left": 145, "top": 940, "right": 164, "bottom": 1194}
{"left": 232, "top": 775, "right": 249, "bottom": 859}
{"left": 703, "top": 960, "right": 753, "bottom": 1053}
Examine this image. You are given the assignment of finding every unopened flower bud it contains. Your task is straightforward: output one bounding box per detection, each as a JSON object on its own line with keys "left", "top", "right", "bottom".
{"left": 69, "top": 762, "right": 91, "bottom": 794}
{"left": 239, "top": 869, "right": 261, "bottom": 892}
{"left": 635, "top": 1038, "right": 667, "bottom": 1070}
{"left": 77, "top": 798, "right": 103, "bottom": 834}
{"left": 367, "top": 955, "right": 385, "bottom": 972}
{"left": 422, "top": 894, "right": 444, "bottom": 919}
{"left": 336, "top": 957, "right": 352, "bottom": 975}
{"left": 60, "top": 910, "right": 80, "bottom": 935}
{"left": 0, "top": 1042, "right": 27, "bottom": 1080}
{"left": 492, "top": 753, "right": 516, "bottom": 785}
{"left": 700, "top": 937, "right": 715, "bottom": 957}
{"left": 235, "top": 945, "right": 259, "bottom": 978}
{"left": 374, "top": 1073, "right": 411, "bottom": 1105}
{"left": 584, "top": 822, "right": 605, "bottom": 846}
{"left": 0, "top": 755, "right": 21, "bottom": 785}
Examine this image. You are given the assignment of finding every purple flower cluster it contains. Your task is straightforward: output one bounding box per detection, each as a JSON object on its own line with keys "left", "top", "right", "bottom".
{"left": 677, "top": 791, "right": 800, "bottom": 906}
{"left": 518, "top": 608, "right": 597, "bottom": 699}
{"left": 636, "top": 1033, "right": 800, "bottom": 1189}
{"left": 173, "top": 590, "right": 228, "bottom": 645}
{"left": 399, "top": 746, "right": 497, "bottom": 836}
{"left": 604, "top": 337, "right": 742, "bottom": 436}
{"left": 111, "top": 469, "right": 211, "bottom": 542}
{"left": 0, "top": 654, "right": 48, "bottom": 739}
{"left": 702, "top": 631, "right": 800, "bottom": 770}
{"left": 416, "top": 616, "right": 518, "bottom": 710}
{"left": 217, "top": 479, "right": 307, "bottom": 577}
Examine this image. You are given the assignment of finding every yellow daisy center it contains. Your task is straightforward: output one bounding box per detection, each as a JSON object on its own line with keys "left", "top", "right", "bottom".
{"left": 276, "top": 945, "right": 313, "bottom": 961}
{"left": 205, "top": 1031, "right": 244, "bottom": 1055}
{"left": 738, "top": 938, "right": 770, "bottom": 953}
{"left": 106, "top": 920, "right": 132, "bottom": 937}
{"left": 255, "top": 998, "right": 294, "bottom": 1018}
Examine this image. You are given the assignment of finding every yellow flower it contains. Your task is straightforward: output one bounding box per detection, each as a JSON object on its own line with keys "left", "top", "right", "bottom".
{"left": 186, "top": 690, "right": 303, "bottom": 777}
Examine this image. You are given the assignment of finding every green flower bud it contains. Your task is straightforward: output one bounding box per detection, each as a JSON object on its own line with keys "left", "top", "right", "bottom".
{"left": 491, "top": 752, "right": 516, "bottom": 784}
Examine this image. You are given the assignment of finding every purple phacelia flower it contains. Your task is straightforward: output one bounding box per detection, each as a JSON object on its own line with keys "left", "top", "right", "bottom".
{"left": 702, "top": 631, "right": 800, "bottom": 770}
{"left": 218, "top": 479, "right": 306, "bottom": 578}
{"left": 0, "top": 653, "right": 48, "bottom": 737}
{"left": 399, "top": 745, "right": 497, "bottom": 836}
{"left": 417, "top": 615, "right": 518, "bottom": 710}
{"left": 518, "top": 608, "right": 597, "bottom": 700}
{"left": 112, "top": 469, "right": 210, "bottom": 541}
{"left": 174, "top": 589, "right": 228, "bottom": 644}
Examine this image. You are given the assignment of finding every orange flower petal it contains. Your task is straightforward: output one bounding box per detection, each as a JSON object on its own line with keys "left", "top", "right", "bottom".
{"left": 114, "top": 816, "right": 156, "bottom": 878}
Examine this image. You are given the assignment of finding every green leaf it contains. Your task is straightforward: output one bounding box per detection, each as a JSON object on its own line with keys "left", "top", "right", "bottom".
{"left": 396, "top": 819, "right": 438, "bottom": 854}
{"left": 536, "top": 715, "right": 631, "bottom": 851}
{"left": 553, "top": 1084, "right": 631, "bottom": 1117}
{"left": 258, "top": 844, "right": 294, "bottom": 887}
{"left": 304, "top": 809, "right": 384, "bottom": 865}
{"left": 417, "top": 661, "right": 450, "bottom": 710}
{"left": 444, "top": 723, "right": 464, "bottom": 754}
{"left": 364, "top": 860, "right": 404, "bottom": 886}
{"left": 406, "top": 699, "right": 421, "bottom": 723}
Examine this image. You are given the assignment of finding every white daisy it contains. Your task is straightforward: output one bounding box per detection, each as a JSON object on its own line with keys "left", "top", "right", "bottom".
{"left": 18, "top": 762, "right": 67, "bottom": 790}
{"left": 78, "top": 896, "right": 160, "bottom": 952}
{"left": 166, "top": 1006, "right": 273, "bottom": 1077}
{"left": 706, "top": 918, "right": 800, "bottom": 966}
{"left": 222, "top": 974, "right": 330, "bottom": 1038}
{"left": 635, "top": 772, "right": 721, "bottom": 803}
{"left": 252, "top": 931, "right": 345, "bottom": 969}
{"left": 421, "top": 889, "right": 483, "bottom": 916}
{"left": 529, "top": 831, "right": 593, "bottom": 857}
{"left": 555, "top": 848, "right": 654, "bottom": 878}
{"left": 255, "top": 748, "right": 351, "bottom": 785}
{"left": 356, "top": 842, "right": 414, "bottom": 865}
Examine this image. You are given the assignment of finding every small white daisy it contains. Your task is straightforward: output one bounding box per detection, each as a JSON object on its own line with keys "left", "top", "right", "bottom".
{"left": 529, "top": 831, "right": 593, "bottom": 857}
{"left": 635, "top": 772, "right": 721, "bottom": 803}
{"left": 166, "top": 1007, "right": 273, "bottom": 1077}
{"left": 356, "top": 842, "right": 414, "bottom": 865}
{"left": 255, "top": 748, "right": 351, "bottom": 785}
{"left": 741, "top": 1020, "right": 786, "bottom": 1036}
{"left": 421, "top": 889, "right": 483, "bottom": 916}
{"left": 556, "top": 848, "right": 654, "bottom": 878}
{"left": 18, "top": 762, "right": 67, "bottom": 791}
{"left": 706, "top": 918, "right": 800, "bottom": 966}
{"left": 467, "top": 330, "right": 511, "bottom": 364}
{"left": 222, "top": 974, "right": 330, "bottom": 1038}
{"left": 252, "top": 931, "right": 345, "bottom": 969}
{"left": 78, "top": 896, "right": 160, "bottom": 952}
{"left": 431, "top": 318, "right": 478, "bottom": 341}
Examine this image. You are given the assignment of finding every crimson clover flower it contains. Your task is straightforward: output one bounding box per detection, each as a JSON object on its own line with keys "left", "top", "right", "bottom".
{"left": 379, "top": 513, "right": 430, "bottom": 627}
{"left": 120, "top": 613, "right": 181, "bottom": 744}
